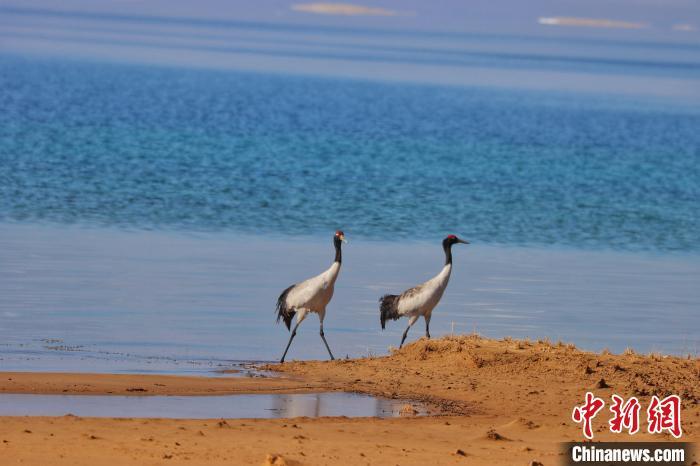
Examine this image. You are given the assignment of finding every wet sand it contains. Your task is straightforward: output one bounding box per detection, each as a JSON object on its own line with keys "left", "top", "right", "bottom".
{"left": 1, "top": 335, "right": 698, "bottom": 465}
{"left": 0, "top": 371, "right": 323, "bottom": 396}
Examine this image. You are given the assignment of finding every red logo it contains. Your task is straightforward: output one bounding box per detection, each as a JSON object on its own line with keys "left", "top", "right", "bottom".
{"left": 609, "top": 394, "right": 641, "bottom": 434}
{"left": 572, "top": 392, "right": 606, "bottom": 439}
{"left": 572, "top": 393, "right": 683, "bottom": 439}
{"left": 647, "top": 395, "right": 682, "bottom": 438}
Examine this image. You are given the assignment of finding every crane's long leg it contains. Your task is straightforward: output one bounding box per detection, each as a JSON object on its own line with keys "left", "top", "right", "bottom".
{"left": 425, "top": 314, "right": 431, "bottom": 339}
{"left": 280, "top": 322, "right": 300, "bottom": 363}
{"left": 400, "top": 327, "right": 410, "bottom": 348}
{"left": 319, "top": 322, "right": 335, "bottom": 360}
{"left": 400, "top": 316, "right": 419, "bottom": 348}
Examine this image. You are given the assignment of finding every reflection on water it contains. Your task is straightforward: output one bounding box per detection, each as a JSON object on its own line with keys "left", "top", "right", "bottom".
{"left": 0, "top": 392, "right": 425, "bottom": 419}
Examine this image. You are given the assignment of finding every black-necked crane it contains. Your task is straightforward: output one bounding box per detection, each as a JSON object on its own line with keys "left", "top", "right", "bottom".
{"left": 276, "top": 230, "right": 347, "bottom": 363}
{"left": 379, "top": 234, "right": 469, "bottom": 348}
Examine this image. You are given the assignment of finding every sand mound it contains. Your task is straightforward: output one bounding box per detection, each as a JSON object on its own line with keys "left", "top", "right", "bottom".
{"left": 269, "top": 334, "right": 699, "bottom": 420}
{"left": 387, "top": 336, "right": 699, "bottom": 404}
{"left": 262, "top": 453, "right": 299, "bottom": 466}
{"left": 484, "top": 428, "right": 510, "bottom": 441}
{"left": 393, "top": 335, "right": 485, "bottom": 366}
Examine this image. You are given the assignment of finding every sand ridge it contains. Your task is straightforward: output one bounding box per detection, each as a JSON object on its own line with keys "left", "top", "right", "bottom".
{"left": 266, "top": 335, "right": 699, "bottom": 410}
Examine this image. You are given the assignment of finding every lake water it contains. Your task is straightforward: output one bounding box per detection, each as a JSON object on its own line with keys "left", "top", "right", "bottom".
{"left": 0, "top": 13, "right": 698, "bottom": 371}
{"left": 0, "top": 224, "right": 697, "bottom": 370}
{"left": 1, "top": 57, "right": 699, "bottom": 252}
{"left": 0, "top": 392, "right": 425, "bottom": 418}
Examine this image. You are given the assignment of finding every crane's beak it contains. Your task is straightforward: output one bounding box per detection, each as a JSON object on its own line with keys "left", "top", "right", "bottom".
{"left": 458, "top": 239, "right": 470, "bottom": 244}
{"left": 340, "top": 234, "right": 348, "bottom": 243}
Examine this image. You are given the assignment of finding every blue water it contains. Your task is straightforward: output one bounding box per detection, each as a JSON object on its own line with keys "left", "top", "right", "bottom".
{"left": 1, "top": 21, "right": 700, "bottom": 371}
{"left": 1, "top": 56, "right": 699, "bottom": 252}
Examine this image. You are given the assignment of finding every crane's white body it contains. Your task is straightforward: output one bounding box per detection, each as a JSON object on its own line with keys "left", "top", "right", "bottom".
{"left": 380, "top": 235, "right": 468, "bottom": 348}
{"left": 284, "top": 261, "right": 341, "bottom": 324}
{"left": 396, "top": 263, "right": 452, "bottom": 321}
{"left": 277, "top": 232, "right": 345, "bottom": 363}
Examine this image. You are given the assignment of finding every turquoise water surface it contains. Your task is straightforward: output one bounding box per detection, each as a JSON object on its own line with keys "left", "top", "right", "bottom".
{"left": 1, "top": 56, "right": 699, "bottom": 252}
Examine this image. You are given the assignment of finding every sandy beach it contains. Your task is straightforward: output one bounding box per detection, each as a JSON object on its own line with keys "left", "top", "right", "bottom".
{"left": 1, "top": 335, "right": 697, "bottom": 465}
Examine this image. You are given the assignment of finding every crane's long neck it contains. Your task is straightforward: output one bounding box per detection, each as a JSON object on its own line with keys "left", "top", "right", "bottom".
{"left": 436, "top": 259, "right": 452, "bottom": 283}
{"left": 333, "top": 237, "right": 342, "bottom": 264}
{"left": 443, "top": 242, "right": 453, "bottom": 265}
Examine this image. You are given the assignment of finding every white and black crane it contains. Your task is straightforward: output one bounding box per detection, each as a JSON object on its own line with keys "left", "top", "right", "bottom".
{"left": 276, "top": 230, "right": 347, "bottom": 363}
{"left": 379, "top": 234, "right": 469, "bottom": 348}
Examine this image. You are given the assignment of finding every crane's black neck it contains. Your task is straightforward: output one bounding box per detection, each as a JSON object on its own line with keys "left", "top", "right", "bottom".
{"left": 333, "top": 236, "right": 342, "bottom": 264}
{"left": 442, "top": 239, "right": 453, "bottom": 265}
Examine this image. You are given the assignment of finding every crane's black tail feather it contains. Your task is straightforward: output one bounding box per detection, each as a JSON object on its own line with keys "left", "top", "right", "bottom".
{"left": 379, "top": 294, "right": 400, "bottom": 330}
{"left": 276, "top": 284, "right": 296, "bottom": 331}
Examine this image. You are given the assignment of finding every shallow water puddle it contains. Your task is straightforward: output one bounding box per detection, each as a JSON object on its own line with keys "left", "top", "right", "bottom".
{"left": 0, "top": 393, "right": 427, "bottom": 419}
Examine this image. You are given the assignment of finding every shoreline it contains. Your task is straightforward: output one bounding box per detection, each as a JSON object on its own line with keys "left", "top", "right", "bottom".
{"left": 1, "top": 335, "right": 697, "bottom": 465}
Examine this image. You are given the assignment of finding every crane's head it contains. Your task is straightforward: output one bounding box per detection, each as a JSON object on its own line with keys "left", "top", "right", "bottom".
{"left": 443, "top": 234, "right": 469, "bottom": 248}
{"left": 334, "top": 230, "right": 347, "bottom": 244}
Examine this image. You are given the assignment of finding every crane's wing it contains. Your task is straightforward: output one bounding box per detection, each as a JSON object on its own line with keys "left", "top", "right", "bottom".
{"left": 276, "top": 284, "right": 296, "bottom": 330}
{"left": 278, "top": 271, "right": 330, "bottom": 311}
